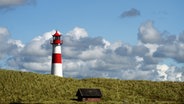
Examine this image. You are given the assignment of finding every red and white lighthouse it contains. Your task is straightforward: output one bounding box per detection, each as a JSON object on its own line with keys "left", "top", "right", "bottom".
{"left": 50, "top": 30, "right": 63, "bottom": 77}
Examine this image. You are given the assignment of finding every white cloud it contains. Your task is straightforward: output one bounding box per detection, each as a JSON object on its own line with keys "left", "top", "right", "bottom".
{"left": 0, "top": 27, "right": 24, "bottom": 59}
{"left": 0, "top": 24, "right": 184, "bottom": 81}
{"left": 102, "top": 39, "right": 110, "bottom": 49}
{"left": 0, "top": 27, "right": 9, "bottom": 37}
{"left": 78, "top": 46, "right": 104, "bottom": 60}
{"left": 144, "top": 43, "right": 159, "bottom": 56}
{"left": 138, "top": 21, "right": 161, "bottom": 44}
{"left": 109, "top": 41, "right": 122, "bottom": 51}
{"left": 8, "top": 39, "right": 24, "bottom": 48}
{"left": 0, "top": 27, "right": 10, "bottom": 58}
{"left": 154, "top": 43, "right": 184, "bottom": 63}
{"left": 120, "top": 70, "right": 154, "bottom": 80}
{"left": 135, "top": 56, "right": 144, "bottom": 62}
{"left": 154, "top": 64, "right": 184, "bottom": 81}
{"left": 166, "top": 66, "right": 184, "bottom": 81}
{"left": 66, "top": 27, "right": 88, "bottom": 40}
{"left": 6, "top": 30, "right": 53, "bottom": 72}
{"left": 0, "top": 0, "right": 26, "bottom": 5}
{"left": 0, "top": 0, "right": 36, "bottom": 9}
{"left": 156, "top": 64, "right": 169, "bottom": 81}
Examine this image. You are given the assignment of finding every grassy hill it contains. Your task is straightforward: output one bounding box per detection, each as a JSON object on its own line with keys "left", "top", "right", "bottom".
{"left": 0, "top": 69, "right": 184, "bottom": 104}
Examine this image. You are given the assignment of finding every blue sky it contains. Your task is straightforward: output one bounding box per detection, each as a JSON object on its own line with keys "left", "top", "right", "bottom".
{"left": 1, "top": 0, "right": 184, "bottom": 44}
{"left": 0, "top": 0, "right": 184, "bottom": 81}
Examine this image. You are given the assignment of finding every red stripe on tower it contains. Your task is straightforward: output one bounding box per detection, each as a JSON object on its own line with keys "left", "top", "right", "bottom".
{"left": 50, "top": 30, "right": 63, "bottom": 77}
{"left": 52, "top": 54, "right": 62, "bottom": 63}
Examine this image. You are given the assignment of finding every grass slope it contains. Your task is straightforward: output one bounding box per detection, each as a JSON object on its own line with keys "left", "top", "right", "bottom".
{"left": 0, "top": 69, "right": 184, "bottom": 104}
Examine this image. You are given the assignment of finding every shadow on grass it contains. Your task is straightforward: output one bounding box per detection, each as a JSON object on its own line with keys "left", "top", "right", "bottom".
{"left": 70, "top": 98, "right": 79, "bottom": 101}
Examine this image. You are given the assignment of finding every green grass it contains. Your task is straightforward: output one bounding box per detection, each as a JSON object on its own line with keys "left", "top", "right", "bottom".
{"left": 0, "top": 69, "right": 184, "bottom": 104}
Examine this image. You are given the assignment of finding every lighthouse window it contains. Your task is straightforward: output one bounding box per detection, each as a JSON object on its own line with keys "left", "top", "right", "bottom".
{"left": 56, "top": 37, "right": 60, "bottom": 40}
{"left": 53, "top": 36, "right": 60, "bottom": 40}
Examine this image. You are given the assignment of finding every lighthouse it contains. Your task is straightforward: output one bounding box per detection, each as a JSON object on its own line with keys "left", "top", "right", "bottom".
{"left": 50, "top": 30, "right": 63, "bottom": 77}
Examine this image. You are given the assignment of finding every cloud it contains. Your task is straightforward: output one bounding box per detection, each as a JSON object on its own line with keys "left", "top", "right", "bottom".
{"left": 0, "top": 27, "right": 10, "bottom": 59}
{"left": 179, "top": 32, "right": 184, "bottom": 43}
{"left": 0, "top": 0, "right": 36, "bottom": 10}
{"left": 152, "top": 30, "right": 184, "bottom": 63}
{"left": 0, "top": 27, "right": 24, "bottom": 59}
{"left": 6, "top": 30, "right": 54, "bottom": 72}
{"left": 121, "top": 8, "right": 140, "bottom": 18}
{"left": 154, "top": 43, "right": 184, "bottom": 63}
{"left": 138, "top": 21, "right": 161, "bottom": 44}
{"left": 1, "top": 23, "right": 184, "bottom": 81}
{"left": 156, "top": 64, "right": 169, "bottom": 81}
{"left": 155, "top": 65, "right": 184, "bottom": 81}
{"left": 66, "top": 27, "right": 88, "bottom": 40}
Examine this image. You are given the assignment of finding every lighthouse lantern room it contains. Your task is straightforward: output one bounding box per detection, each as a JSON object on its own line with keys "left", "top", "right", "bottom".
{"left": 50, "top": 30, "right": 63, "bottom": 77}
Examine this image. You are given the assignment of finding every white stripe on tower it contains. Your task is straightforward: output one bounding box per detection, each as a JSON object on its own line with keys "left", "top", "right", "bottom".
{"left": 51, "top": 30, "right": 63, "bottom": 77}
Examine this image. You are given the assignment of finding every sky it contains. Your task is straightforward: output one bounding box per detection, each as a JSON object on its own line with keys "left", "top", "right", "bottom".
{"left": 0, "top": 0, "right": 184, "bottom": 81}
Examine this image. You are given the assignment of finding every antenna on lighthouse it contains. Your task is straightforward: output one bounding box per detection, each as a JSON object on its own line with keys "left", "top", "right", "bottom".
{"left": 50, "top": 30, "right": 63, "bottom": 77}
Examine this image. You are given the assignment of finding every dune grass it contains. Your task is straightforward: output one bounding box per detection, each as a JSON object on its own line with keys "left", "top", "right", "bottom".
{"left": 0, "top": 69, "right": 184, "bottom": 103}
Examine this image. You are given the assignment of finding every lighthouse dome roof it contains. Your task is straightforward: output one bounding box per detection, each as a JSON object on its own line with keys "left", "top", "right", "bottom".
{"left": 53, "top": 31, "right": 61, "bottom": 36}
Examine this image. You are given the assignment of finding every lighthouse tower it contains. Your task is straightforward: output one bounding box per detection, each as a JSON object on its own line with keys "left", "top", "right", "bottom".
{"left": 50, "top": 30, "right": 63, "bottom": 77}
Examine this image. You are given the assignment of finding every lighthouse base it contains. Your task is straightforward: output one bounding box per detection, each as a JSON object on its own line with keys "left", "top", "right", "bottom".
{"left": 51, "top": 64, "right": 63, "bottom": 77}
